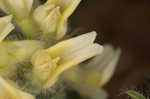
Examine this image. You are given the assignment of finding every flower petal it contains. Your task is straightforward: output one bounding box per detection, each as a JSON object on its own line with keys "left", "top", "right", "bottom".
{"left": 55, "top": 0, "right": 81, "bottom": 39}
{"left": 46, "top": 0, "right": 58, "bottom": 5}
{"left": 55, "top": 44, "right": 103, "bottom": 77}
{"left": 62, "top": 43, "right": 103, "bottom": 62}
{"left": 33, "top": 4, "right": 56, "bottom": 25}
{"left": 46, "top": 0, "right": 81, "bottom": 12}
{"left": 46, "top": 31, "right": 97, "bottom": 58}
{"left": 0, "top": 76, "right": 35, "bottom": 99}
{"left": 33, "top": 4, "right": 61, "bottom": 39}
{"left": 0, "top": 1, "right": 9, "bottom": 13}
{"left": 86, "top": 45, "right": 115, "bottom": 69}
{"left": 99, "top": 48, "right": 121, "bottom": 86}
{"left": 42, "top": 7, "right": 61, "bottom": 36}
{"left": 63, "top": 66, "right": 101, "bottom": 87}
{"left": 0, "top": 15, "right": 14, "bottom": 42}
{"left": 86, "top": 45, "right": 121, "bottom": 86}
{"left": 25, "top": 0, "right": 34, "bottom": 15}
{"left": 44, "top": 43, "right": 103, "bottom": 88}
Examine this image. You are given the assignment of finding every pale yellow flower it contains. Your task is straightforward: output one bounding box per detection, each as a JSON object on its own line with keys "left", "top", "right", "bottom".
{"left": 0, "top": 76, "right": 35, "bottom": 99}
{"left": 0, "top": 0, "right": 33, "bottom": 19}
{"left": 63, "top": 45, "right": 121, "bottom": 99}
{"left": 31, "top": 31, "right": 103, "bottom": 89}
{"left": 0, "top": 15, "right": 14, "bottom": 42}
{"left": 33, "top": 0, "right": 81, "bottom": 40}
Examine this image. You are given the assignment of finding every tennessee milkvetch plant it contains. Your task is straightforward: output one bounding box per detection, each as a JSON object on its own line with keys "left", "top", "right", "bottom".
{"left": 0, "top": 0, "right": 121, "bottom": 99}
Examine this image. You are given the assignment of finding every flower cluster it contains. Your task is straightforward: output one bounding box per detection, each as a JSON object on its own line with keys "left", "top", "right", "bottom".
{"left": 0, "top": 0, "right": 81, "bottom": 40}
{"left": 0, "top": 0, "right": 121, "bottom": 99}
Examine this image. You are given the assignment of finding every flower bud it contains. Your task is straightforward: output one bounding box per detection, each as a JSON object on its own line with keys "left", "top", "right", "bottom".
{"left": 33, "top": 5, "right": 61, "bottom": 39}
{"left": 33, "top": 0, "right": 81, "bottom": 40}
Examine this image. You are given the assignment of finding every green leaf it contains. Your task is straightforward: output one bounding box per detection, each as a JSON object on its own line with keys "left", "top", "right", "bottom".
{"left": 126, "top": 90, "right": 146, "bottom": 99}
